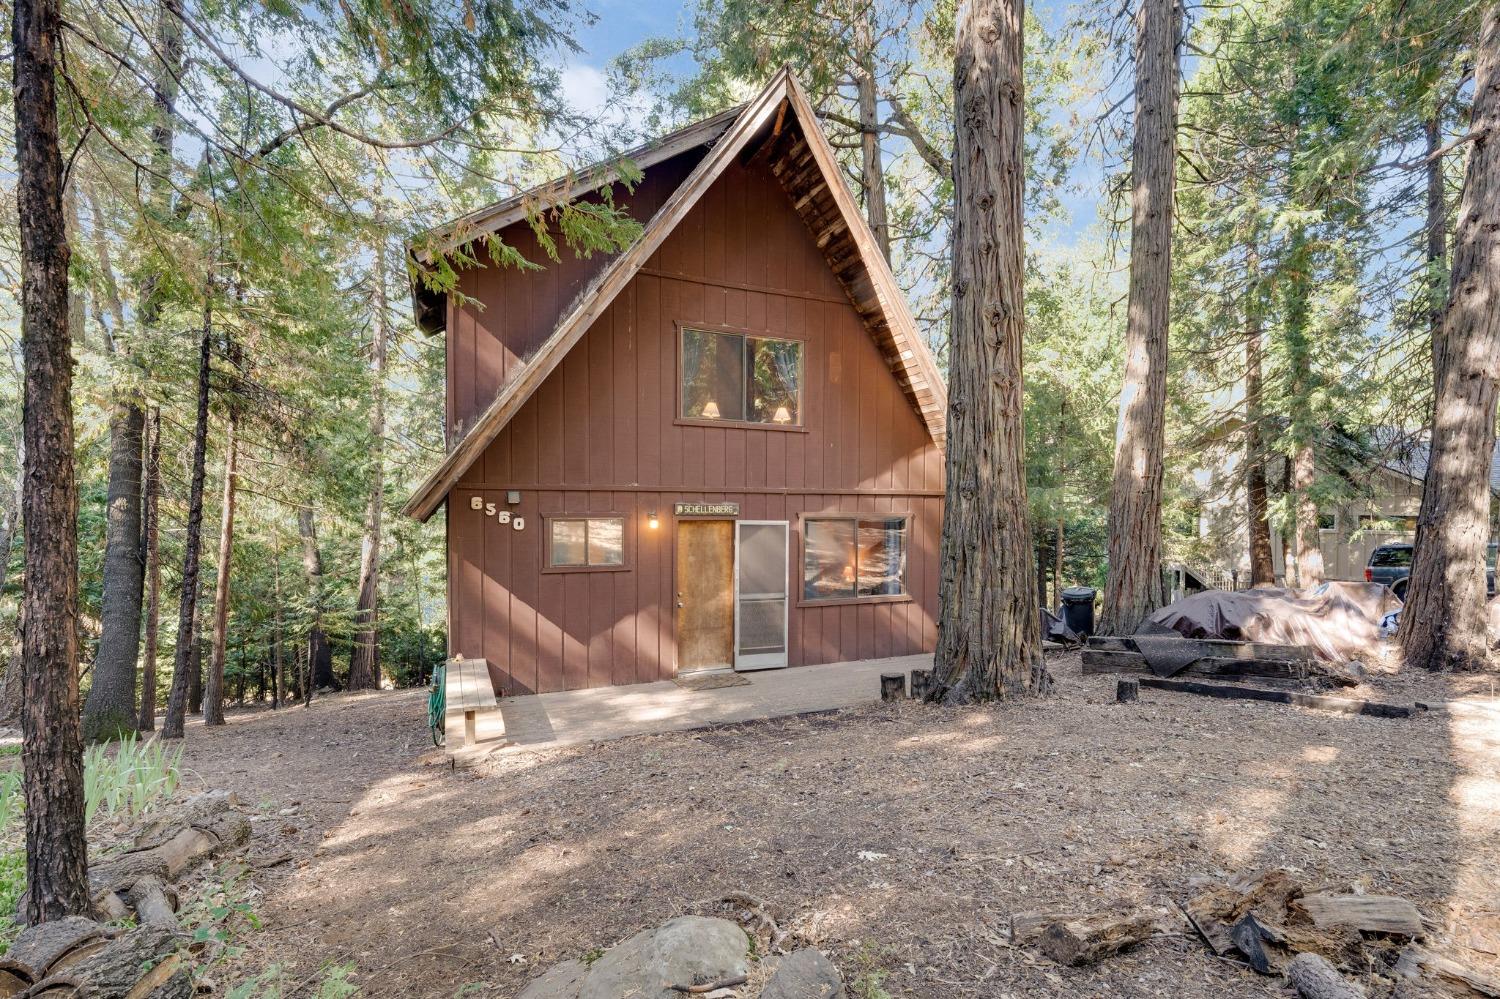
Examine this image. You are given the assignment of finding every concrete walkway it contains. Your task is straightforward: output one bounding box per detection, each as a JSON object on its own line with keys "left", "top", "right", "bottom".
{"left": 465, "top": 654, "right": 931, "bottom": 753}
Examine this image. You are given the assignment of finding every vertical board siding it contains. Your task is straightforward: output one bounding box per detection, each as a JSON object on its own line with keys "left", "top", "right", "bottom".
{"left": 448, "top": 155, "right": 943, "bottom": 693}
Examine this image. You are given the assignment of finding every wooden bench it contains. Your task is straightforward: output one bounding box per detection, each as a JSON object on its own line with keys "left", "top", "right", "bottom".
{"left": 444, "top": 657, "right": 499, "bottom": 750}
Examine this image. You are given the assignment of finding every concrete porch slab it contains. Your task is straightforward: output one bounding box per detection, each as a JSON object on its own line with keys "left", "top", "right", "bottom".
{"left": 460, "top": 654, "right": 933, "bottom": 754}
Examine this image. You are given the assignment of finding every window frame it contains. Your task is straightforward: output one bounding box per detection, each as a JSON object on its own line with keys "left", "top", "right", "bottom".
{"left": 542, "top": 514, "right": 631, "bottom": 573}
{"left": 797, "top": 512, "right": 913, "bottom": 607}
{"left": 675, "top": 322, "right": 808, "bottom": 433}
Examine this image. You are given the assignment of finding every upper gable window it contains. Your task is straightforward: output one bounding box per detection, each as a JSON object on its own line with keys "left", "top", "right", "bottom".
{"left": 681, "top": 327, "right": 802, "bottom": 427}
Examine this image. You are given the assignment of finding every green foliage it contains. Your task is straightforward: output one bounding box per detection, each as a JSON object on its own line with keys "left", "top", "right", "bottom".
{"left": 226, "top": 960, "right": 358, "bottom": 998}
{"left": 82, "top": 735, "right": 183, "bottom": 826}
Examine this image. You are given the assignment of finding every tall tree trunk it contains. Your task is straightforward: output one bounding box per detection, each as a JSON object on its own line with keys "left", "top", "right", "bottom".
{"left": 1100, "top": 0, "right": 1180, "bottom": 635}
{"left": 204, "top": 339, "right": 240, "bottom": 726}
{"left": 1401, "top": 5, "right": 1500, "bottom": 672}
{"left": 163, "top": 317, "right": 213, "bottom": 739}
{"left": 1426, "top": 114, "right": 1449, "bottom": 374}
{"left": 188, "top": 613, "right": 204, "bottom": 714}
{"left": 298, "top": 504, "right": 337, "bottom": 695}
{"left": 13, "top": 0, "right": 92, "bottom": 921}
{"left": 928, "top": 0, "right": 1045, "bottom": 702}
{"left": 1244, "top": 250, "right": 1276, "bottom": 587}
{"left": 854, "top": 8, "right": 890, "bottom": 261}
{"left": 272, "top": 550, "right": 285, "bottom": 709}
{"left": 1282, "top": 227, "right": 1325, "bottom": 588}
{"left": 85, "top": 0, "right": 183, "bottom": 743}
{"left": 349, "top": 246, "right": 389, "bottom": 691}
{"left": 138, "top": 408, "right": 161, "bottom": 731}
{"left": 83, "top": 400, "right": 144, "bottom": 741}
{"left": 1053, "top": 518, "right": 1065, "bottom": 606}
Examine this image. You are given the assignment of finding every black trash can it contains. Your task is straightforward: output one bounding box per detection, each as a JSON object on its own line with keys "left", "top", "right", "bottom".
{"left": 1060, "top": 586, "right": 1097, "bottom": 637}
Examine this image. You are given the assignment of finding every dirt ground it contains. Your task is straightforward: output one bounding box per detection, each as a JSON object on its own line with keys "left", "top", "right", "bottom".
{"left": 177, "top": 653, "right": 1500, "bottom": 998}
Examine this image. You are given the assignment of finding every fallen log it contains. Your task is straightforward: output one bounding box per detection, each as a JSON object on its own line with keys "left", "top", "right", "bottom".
{"left": 1038, "top": 911, "right": 1157, "bottom": 966}
{"left": 1292, "top": 894, "right": 1423, "bottom": 938}
{"left": 0, "top": 916, "right": 111, "bottom": 982}
{"left": 1083, "top": 649, "right": 1304, "bottom": 681}
{"left": 27, "top": 924, "right": 193, "bottom": 999}
{"left": 1136, "top": 677, "right": 1421, "bottom": 718}
{"left": 1286, "top": 952, "right": 1366, "bottom": 999}
{"left": 127, "top": 875, "right": 180, "bottom": 928}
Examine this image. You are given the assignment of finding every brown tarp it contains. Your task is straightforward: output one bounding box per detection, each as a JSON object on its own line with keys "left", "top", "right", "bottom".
{"left": 1142, "top": 582, "right": 1403, "bottom": 662}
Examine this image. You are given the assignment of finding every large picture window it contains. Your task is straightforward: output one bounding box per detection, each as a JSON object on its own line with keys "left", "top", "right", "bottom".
{"left": 548, "top": 517, "right": 625, "bottom": 569}
{"left": 802, "top": 516, "right": 908, "bottom": 601}
{"left": 681, "top": 327, "right": 802, "bottom": 426}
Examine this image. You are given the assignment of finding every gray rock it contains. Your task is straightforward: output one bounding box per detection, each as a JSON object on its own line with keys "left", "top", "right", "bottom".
{"left": 579, "top": 916, "right": 749, "bottom": 999}
{"left": 761, "top": 948, "right": 845, "bottom": 999}
{"left": 516, "top": 959, "right": 587, "bottom": 999}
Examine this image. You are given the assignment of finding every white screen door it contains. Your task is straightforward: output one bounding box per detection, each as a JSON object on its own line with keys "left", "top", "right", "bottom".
{"left": 734, "top": 521, "right": 789, "bottom": 670}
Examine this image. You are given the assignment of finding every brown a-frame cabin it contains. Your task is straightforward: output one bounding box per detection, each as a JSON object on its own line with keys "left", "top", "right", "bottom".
{"left": 404, "top": 70, "right": 948, "bottom": 696}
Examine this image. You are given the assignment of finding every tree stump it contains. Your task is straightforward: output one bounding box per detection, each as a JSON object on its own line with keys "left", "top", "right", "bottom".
{"left": 880, "top": 673, "right": 906, "bottom": 702}
{"left": 1286, "top": 952, "right": 1366, "bottom": 999}
{"left": 1116, "top": 679, "right": 1139, "bottom": 703}
{"left": 909, "top": 669, "right": 932, "bottom": 700}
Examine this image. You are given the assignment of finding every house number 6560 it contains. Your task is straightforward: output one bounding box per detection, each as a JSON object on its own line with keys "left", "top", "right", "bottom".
{"left": 469, "top": 495, "right": 524, "bottom": 530}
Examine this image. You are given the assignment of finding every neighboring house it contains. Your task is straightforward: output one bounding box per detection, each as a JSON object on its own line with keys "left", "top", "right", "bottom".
{"left": 402, "top": 70, "right": 948, "bottom": 696}
{"left": 1191, "top": 420, "right": 1500, "bottom": 585}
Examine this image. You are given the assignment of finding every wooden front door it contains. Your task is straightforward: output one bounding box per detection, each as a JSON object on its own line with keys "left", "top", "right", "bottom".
{"left": 675, "top": 519, "right": 735, "bottom": 672}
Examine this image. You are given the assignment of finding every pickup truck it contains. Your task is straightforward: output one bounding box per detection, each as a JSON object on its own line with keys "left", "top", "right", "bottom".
{"left": 1364, "top": 541, "right": 1498, "bottom": 599}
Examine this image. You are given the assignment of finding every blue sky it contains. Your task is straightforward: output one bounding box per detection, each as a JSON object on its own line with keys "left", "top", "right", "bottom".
{"left": 556, "top": 0, "right": 1110, "bottom": 249}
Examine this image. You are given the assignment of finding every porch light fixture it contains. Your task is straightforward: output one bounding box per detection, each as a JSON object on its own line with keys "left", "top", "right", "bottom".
{"left": 772, "top": 405, "right": 792, "bottom": 424}
{"left": 648, "top": 511, "right": 660, "bottom": 530}
{"left": 701, "top": 400, "right": 721, "bottom": 419}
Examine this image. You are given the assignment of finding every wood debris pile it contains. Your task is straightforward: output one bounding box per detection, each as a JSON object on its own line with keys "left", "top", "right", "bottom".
{"left": 1181, "top": 868, "right": 1499, "bottom": 998}
{"left": 1010, "top": 869, "right": 1500, "bottom": 998}
{"left": 0, "top": 791, "right": 251, "bottom": 998}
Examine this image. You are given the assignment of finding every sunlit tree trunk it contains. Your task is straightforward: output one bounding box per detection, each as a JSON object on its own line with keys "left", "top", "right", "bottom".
{"left": 204, "top": 338, "right": 241, "bottom": 726}
{"left": 298, "top": 504, "right": 337, "bottom": 695}
{"left": 928, "top": 0, "right": 1045, "bottom": 702}
{"left": 1402, "top": 4, "right": 1500, "bottom": 672}
{"left": 138, "top": 409, "right": 161, "bottom": 731}
{"left": 349, "top": 243, "right": 389, "bottom": 690}
{"left": 163, "top": 317, "right": 213, "bottom": 739}
{"left": 13, "top": 0, "right": 92, "bottom": 920}
{"left": 1100, "top": 0, "right": 1180, "bottom": 635}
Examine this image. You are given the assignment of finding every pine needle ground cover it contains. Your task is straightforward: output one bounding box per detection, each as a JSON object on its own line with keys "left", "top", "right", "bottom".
{"left": 170, "top": 665, "right": 1500, "bottom": 998}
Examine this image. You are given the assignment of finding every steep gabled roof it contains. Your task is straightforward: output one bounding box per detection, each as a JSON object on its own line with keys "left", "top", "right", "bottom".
{"left": 402, "top": 68, "right": 947, "bottom": 522}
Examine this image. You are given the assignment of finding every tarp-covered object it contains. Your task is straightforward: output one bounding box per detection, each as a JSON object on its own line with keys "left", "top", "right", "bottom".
{"left": 1143, "top": 582, "right": 1403, "bottom": 662}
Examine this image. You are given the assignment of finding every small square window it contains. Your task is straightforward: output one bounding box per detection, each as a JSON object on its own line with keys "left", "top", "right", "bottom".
{"left": 549, "top": 518, "right": 626, "bottom": 568}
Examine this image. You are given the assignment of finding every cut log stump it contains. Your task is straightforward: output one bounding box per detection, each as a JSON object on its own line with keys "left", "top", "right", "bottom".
{"left": 1038, "top": 911, "right": 1157, "bottom": 966}
{"left": 880, "top": 673, "right": 905, "bottom": 702}
{"left": 909, "top": 669, "right": 932, "bottom": 701}
{"left": 1285, "top": 952, "right": 1366, "bottom": 999}
{"left": 1116, "top": 679, "right": 1139, "bottom": 703}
